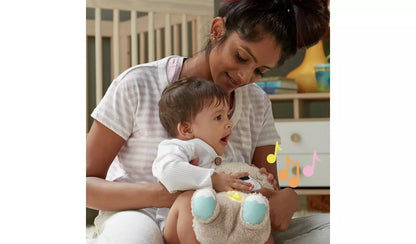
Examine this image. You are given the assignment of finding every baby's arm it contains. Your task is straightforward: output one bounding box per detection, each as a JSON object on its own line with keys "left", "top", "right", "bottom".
{"left": 152, "top": 141, "right": 214, "bottom": 193}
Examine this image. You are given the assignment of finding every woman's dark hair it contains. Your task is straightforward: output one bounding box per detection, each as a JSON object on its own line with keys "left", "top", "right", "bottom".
{"left": 158, "top": 78, "right": 228, "bottom": 138}
{"left": 205, "top": 0, "right": 330, "bottom": 66}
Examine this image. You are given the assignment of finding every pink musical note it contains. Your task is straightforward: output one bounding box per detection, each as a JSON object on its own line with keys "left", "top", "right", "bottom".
{"left": 302, "top": 150, "right": 320, "bottom": 177}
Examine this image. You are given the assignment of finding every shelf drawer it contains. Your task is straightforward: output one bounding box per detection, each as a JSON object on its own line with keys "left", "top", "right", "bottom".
{"left": 276, "top": 153, "right": 329, "bottom": 188}
{"left": 275, "top": 121, "right": 329, "bottom": 154}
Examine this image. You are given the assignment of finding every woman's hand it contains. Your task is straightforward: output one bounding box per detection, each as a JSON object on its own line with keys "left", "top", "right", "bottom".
{"left": 211, "top": 171, "right": 253, "bottom": 192}
{"left": 258, "top": 167, "right": 278, "bottom": 190}
{"left": 252, "top": 145, "right": 279, "bottom": 190}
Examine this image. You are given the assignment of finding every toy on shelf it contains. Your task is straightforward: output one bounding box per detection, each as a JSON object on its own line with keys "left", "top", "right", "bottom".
{"left": 287, "top": 40, "right": 326, "bottom": 93}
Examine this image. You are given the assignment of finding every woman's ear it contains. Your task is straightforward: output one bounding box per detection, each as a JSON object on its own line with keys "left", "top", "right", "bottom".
{"left": 177, "top": 122, "right": 194, "bottom": 139}
{"left": 210, "top": 17, "right": 226, "bottom": 40}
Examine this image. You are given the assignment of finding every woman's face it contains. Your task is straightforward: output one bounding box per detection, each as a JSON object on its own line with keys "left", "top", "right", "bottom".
{"left": 208, "top": 32, "right": 282, "bottom": 95}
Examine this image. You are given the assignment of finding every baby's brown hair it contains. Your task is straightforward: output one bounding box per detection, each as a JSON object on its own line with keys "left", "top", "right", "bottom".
{"left": 159, "top": 78, "right": 228, "bottom": 138}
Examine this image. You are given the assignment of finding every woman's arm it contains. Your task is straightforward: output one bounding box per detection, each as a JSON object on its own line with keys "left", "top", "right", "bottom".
{"left": 252, "top": 145, "right": 299, "bottom": 232}
{"left": 86, "top": 120, "right": 179, "bottom": 211}
{"left": 86, "top": 177, "right": 178, "bottom": 211}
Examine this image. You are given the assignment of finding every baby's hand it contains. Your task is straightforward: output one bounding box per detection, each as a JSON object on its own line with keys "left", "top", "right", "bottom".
{"left": 211, "top": 171, "right": 254, "bottom": 192}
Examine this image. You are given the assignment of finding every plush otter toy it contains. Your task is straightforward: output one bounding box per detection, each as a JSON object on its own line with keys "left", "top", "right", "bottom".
{"left": 191, "top": 162, "right": 274, "bottom": 244}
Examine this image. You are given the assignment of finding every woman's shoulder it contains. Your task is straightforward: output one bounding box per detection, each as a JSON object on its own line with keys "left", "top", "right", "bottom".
{"left": 120, "top": 56, "right": 182, "bottom": 79}
{"left": 112, "top": 56, "right": 184, "bottom": 90}
{"left": 240, "top": 83, "right": 269, "bottom": 103}
{"left": 247, "top": 82, "right": 267, "bottom": 93}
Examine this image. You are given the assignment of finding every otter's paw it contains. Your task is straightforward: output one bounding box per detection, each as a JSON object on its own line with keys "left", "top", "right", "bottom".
{"left": 242, "top": 194, "right": 268, "bottom": 225}
{"left": 192, "top": 188, "right": 217, "bottom": 220}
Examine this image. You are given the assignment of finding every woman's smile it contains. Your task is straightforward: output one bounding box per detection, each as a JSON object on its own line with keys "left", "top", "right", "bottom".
{"left": 226, "top": 73, "right": 240, "bottom": 89}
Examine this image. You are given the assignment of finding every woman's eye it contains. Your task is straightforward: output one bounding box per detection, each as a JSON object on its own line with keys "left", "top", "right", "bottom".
{"left": 255, "top": 69, "right": 264, "bottom": 77}
{"left": 236, "top": 52, "right": 247, "bottom": 62}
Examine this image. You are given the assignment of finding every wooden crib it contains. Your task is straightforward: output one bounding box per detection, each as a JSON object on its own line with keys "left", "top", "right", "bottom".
{"left": 86, "top": 0, "right": 214, "bottom": 130}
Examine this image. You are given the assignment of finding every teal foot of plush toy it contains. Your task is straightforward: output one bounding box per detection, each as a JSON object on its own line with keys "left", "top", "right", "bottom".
{"left": 242, "top": 194, "right": 267, "bottom": 225}
{"left": 192, "top": 188, "right": 216, "bottom": 220}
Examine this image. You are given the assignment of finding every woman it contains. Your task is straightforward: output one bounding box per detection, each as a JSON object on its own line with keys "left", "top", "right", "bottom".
{"left": 86, "top": 0, "right": 330, "bottom": 243}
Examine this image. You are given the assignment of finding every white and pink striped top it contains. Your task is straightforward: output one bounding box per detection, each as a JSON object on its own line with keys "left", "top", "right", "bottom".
{"left": 91, "top": 55, "right": 280, "bottom": 184}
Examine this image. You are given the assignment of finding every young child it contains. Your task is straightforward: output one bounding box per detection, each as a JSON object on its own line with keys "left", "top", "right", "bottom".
{"left": 153, "top": 78, "right": 274, "bottom": 244}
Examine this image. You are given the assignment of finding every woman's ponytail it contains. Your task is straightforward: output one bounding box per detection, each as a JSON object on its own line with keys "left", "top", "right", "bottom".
{"left": 290, "top": 0, "right": 330, "bottom": 49}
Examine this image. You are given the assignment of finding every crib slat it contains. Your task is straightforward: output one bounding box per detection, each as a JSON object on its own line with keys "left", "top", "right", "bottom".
{"left": 181, "top": 14, "right": 188, "bottom": 57}
{"left": 196, "top": 16, "right": 202, "bottom": 52}
{"left": 156, "top": 29, "right": 162, "bottom": 60}
{"left": 120, "top": 34, "right": 129, "bottom": 72}
{"left": 113, "top": 9, "right": 120, "bottom": 77}
{"left": 139, "top": 32, "right": 145, "bottom": 64}
{"left": 165, "top": 13, "right": 172, "bottom": 56}
{"left": 86, "top": 0, "right": 213, "bottom": 17}
{"left": 131, "top": 10, "right": 138, "bottom": 66}
{"left": 95, "top": 8, "right": 103, "bottom": 103}
{"left": 192, "top": 19, "right": 197, "bottom": 55}
{"left": 173, "top": 24, "right": 179, "bottom": 55}
{"left": 148, "top": 11, "right": 155, "bottom": 62}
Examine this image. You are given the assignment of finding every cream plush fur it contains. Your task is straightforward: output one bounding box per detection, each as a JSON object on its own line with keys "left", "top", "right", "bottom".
{"left": 191, "top": 162, "right": 274, "bottom": 244}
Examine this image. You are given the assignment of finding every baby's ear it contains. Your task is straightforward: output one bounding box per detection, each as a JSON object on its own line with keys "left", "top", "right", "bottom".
{"left": 177, "top": 121, "right": 194, "bottom": 139}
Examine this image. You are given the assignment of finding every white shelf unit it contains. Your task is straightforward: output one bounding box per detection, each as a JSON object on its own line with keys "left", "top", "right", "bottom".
{"left": 270, "top": 93, "right": 330, "bottom": 195}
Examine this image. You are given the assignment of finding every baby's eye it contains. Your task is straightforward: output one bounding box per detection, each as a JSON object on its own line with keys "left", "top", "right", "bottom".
{"left": 215, "top": 115, "right": 222, "bottom": 120}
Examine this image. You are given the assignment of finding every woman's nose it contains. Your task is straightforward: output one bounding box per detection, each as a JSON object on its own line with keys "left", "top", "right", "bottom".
{"left": 237, "top": 69, "right": 252, "bottom": 85}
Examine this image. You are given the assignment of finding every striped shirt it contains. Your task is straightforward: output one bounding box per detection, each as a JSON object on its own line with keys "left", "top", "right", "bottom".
{"left": 91, "top": 55, "right": 280, "bottom": 184}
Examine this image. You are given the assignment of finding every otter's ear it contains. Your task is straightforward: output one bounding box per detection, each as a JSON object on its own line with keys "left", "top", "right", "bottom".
{"left": 177, "top": 122, "right": 194, "bottom": 139}
{"left": 210, "top": 17, "right": 226, "bottom": 39}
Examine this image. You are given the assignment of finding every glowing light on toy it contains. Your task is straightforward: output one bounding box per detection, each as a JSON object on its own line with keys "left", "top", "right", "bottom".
{"left": 227, "top": 190, "right": 243, "bottom": 202}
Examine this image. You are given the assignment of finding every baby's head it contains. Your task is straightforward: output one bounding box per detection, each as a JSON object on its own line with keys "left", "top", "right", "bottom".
{"left": 159, "top": 78, "right": 232, "bottom": 155}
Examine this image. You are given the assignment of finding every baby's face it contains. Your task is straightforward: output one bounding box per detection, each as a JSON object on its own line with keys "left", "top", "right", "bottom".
{"left": 191, "top": 100, "right": 232, "bottom": 155}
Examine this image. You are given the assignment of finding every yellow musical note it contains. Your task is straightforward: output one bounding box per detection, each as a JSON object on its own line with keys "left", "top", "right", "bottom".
{"left": 267, "top": 141, "right": 283, "bottom": 164}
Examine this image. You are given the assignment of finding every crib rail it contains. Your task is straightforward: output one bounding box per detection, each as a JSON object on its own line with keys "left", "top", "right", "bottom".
{"left": 86, "top": 0, "right": 214, "bottom": 131}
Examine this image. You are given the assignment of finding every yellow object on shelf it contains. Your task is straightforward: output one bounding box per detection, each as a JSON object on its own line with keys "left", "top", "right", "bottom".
{"left": 287, "top": 40, "right": 326, "bottom": 93}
